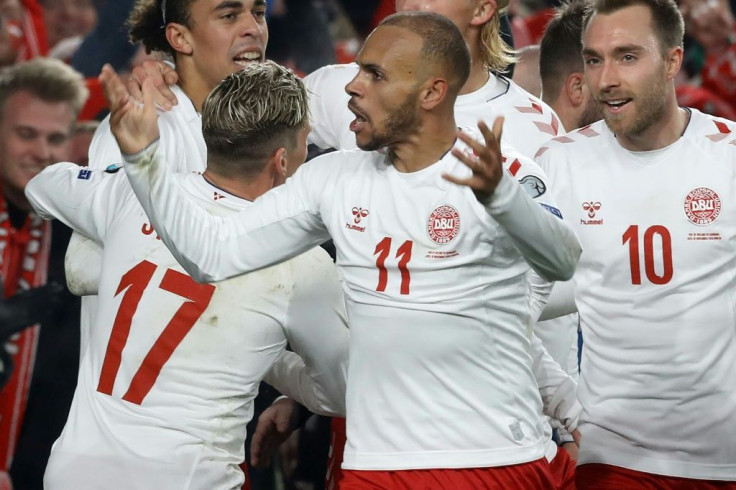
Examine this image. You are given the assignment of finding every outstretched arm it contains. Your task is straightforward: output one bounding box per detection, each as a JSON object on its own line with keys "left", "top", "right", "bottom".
{"left": 444, "top": 119, "right": 582, "bottom": 282}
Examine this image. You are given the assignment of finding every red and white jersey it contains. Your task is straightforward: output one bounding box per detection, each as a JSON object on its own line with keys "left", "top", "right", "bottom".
{"left": 123, "top": 137, "right": 581, "bottom": 471}
{"left": 304, "top": 63, "right": 564, "bottom": 155}
{"left": 305, "top": 62, "right": 577, "bottom": 406}
{"left": 26, "top": 165, "right": 349, "bottom": 490}
{"left": 536, "top": 109, "right": 736, "bottom": 480}
{"left": 66, "top": 84, "right": 208, "bottom": 372}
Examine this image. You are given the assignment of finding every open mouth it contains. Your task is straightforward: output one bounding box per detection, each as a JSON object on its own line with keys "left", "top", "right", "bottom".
{"left": 601, "top": 98, "right": 632, "bottom": 113}
{"left": 348, "top": 102, "right": 368, "bottom": 132}
{"left": 233, "top": 51, "right": 261, "bottom": 67}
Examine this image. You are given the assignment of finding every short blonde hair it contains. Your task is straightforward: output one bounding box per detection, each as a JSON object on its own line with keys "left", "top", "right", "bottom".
{"left": 201, "top": 61, "right": 309, "bottom": 175}
{"left": 0, "top": 57, "right": 88, "bottom": 118}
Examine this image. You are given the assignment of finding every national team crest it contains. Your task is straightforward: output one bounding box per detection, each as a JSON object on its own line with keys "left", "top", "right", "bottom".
{"left": 684, "top": 187, "right": 721, "bottom": 225}
{"left": 427, "top": 205, "right": 460, "bottom": 244}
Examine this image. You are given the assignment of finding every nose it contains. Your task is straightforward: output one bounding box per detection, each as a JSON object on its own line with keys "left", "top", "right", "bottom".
{"left": 30, "top": 138, "right": 52, "bottom": 164}
{"left": 240, "top": 10, "right": 266, "bottom": 40}
{"left": 598, "top": 60, "right": 620, "bottom": 92}
{"left": 345, "top": 73, "right": 362, "bottom": 97}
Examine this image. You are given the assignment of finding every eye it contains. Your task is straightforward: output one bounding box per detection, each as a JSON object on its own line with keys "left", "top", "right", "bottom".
{"left": 622, "top": 54, "right": 636, "bottom": 62}
{"left": 584, "top": 57, "right": 600, "bottom": 66}
{"left": 221, "top": 10, "right": 238, "bottom": 20}
{"left": 371, "top": 70, "right": 383, "bottom": 80}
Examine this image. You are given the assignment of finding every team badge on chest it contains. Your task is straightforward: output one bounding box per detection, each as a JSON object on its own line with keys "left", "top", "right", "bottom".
{"left": 427, "top": 205, "right": 460, "bottom": 244}
{"left": 684, "top": 187, "right": 721, "bottom": 225}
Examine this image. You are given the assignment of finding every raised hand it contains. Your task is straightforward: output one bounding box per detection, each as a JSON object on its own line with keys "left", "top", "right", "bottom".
{"left": 100, "top": 64, "right": 160, "bottom": 156}
{"left": 128, "top": 60, "right": 179, "bottom": 110}
{"left": 443, "top": 117, "right": 505, "bottom": 204}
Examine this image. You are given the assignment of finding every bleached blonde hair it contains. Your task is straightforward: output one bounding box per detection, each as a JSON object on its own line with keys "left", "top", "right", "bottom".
{"left": 201, "top": 61, "right": 309, "bottom": 176}
{"left": 479, "top": 2, "right": 517, "bottom": 74}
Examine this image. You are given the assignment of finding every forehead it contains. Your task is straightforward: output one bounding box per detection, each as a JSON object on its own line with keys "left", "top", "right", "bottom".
{"left": 358, "top": 25, "right": 423, "bottom": 72}
{"left": 0, "top": 91, "right": 75, "bottom": 131}
{"left": 190, "top": 0, "right": 263, "bottom": 13}
{"left": 583, "top": 5, "right": 657, "bottom": 52}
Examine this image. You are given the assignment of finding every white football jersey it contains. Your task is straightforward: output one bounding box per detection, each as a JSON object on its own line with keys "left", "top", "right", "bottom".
{"left": 305, "top": 60, "right": 579, "bottom": 445}
{"left": 537, "top": 109, "right": 736, "bottom": 480}
{"left": 123, "top": 136, "right": 581, "bottom": 471}
{"left": 27, "top": 165, "right": 349, "bottom": 489}
{"left": 67, "top": 84, "right": 208, "bottom": 375}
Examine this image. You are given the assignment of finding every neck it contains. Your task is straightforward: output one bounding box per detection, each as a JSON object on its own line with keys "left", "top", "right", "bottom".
{"left": 202, "top": 168, "right": 273, "bottom": 201}
{"left": 459, "top": 35, "right": 491, "bottom": 95}
{"left": 176, "top": 62, "right": 212, "bottom": 112}
{"left": 388, "top": 112, "right": 458, "bottom": 173}
{"left": 616, "top": 95, "right": 688, "bottom": 152}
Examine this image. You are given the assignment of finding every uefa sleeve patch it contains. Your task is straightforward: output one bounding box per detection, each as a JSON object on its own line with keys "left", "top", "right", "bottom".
{"left": 540, "top": 203, "right": 563, "bottom": 219}
{"left": 520, "top": 175, "right": 546, "bottom": 198}
{"left": 77, "top": 169, "right": 92, "bottom": 180}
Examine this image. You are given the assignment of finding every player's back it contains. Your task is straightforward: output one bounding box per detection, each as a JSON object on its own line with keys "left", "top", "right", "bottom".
{"left": 44, "top": 172, "right": 336, "bottom": 490}
{"left": 536, "top": 111, "right": 736, "bottom": 480}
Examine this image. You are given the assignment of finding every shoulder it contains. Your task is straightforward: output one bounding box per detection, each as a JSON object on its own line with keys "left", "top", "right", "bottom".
{"left": 683, "top": 109, "right": 736, "bottom": 151}
{"left": 535, "top": 121, "right": 609, "bottom": 160}
{"left": 304, "top": 63, "right": 358, "bottom": 91}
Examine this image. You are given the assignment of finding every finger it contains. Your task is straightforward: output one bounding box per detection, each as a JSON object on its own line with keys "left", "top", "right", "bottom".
{"left": 141, "top": 77, "right": 156, "bottom": 114}
{"left": 99, "top": 64, "right": 129, "bottom": 111}
{"left": 450, "top": 146, "right": 481, "bottom": 172}
{"left": 478, "top": 118, "right": 503, "bottom": 158}
{"left": 454, "top": 131, "right": 493, "bottom": 173}
{"left": 126, "top": 76, "right": 144, "bottom": 103}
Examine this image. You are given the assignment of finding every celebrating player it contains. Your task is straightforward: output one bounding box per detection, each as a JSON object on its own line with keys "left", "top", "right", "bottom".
{"left": 535, "top": 0, "right": 736, "bottom": 487}
{"left": 26, "top": 62, "right": 348, "bottom": 490}
{"left": 117, "top": 11, "right": 581, "bottom": 489}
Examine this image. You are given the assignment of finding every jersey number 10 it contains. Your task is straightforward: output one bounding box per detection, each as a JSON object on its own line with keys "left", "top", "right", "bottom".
{"left": 622, "top": 225, "right": 673, "bottom": 285}
{"left": 97, "top": 260, "right": 215, "bottom": 405}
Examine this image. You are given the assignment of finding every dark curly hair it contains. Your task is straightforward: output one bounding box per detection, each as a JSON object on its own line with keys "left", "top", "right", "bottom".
{"left": 127, "top": 0, "right": 196, "bottom": 58}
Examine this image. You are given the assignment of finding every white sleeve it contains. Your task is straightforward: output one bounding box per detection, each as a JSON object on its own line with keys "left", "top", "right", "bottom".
{"left": 304, "top": 64, "right": 355, "bottom": 150}
{"left": 25, "top": 162, "right": 125, "bottom": 242}
{"left": 487, "top": 154, "right": 582, "bottom": 282}
{"left": 531, "top": 332, "right": 581, "bottom": 433}
{"left": 537, "top": 279, "right": 577, "bottom": 321}
{"left": 281, "top": 249, "right": 349, "bottom": 416}
{"left": 123, "top": 141, "right": 332, "bottom": 283}
{"left": 264, "top": 350, "right": 345, "bottom": 417}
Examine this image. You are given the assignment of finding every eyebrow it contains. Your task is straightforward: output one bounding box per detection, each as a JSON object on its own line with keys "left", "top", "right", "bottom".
{"left": 583, "top": 44, "right": 645, "bottom": 58}
{"left": 213, "top": 0, "right": 244, "bottom": 11}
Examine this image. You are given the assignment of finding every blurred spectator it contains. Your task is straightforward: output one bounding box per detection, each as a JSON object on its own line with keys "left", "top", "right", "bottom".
{"left": 0, "top": 0, "right": 47, "bottom": 66}
{"left": 0, "top": 0, "right": 22, "bottom": 65}
{"left": 0, "top": 58, "right": 86, "bottom": 490}
{"left": 266, "top": 0, "right": 335, "bottom": 75}
{"left": 40, "top": 0, "right": 97, "bottom": 58}
{"left": 71, "top": 0, "right": 137, "bottom": 77}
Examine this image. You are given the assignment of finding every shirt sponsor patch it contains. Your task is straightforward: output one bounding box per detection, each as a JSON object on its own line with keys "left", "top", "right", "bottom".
{"left": 520, "top": 175, "right": 546, "bottom": 198}
{"left": 540, "top": 203, "right": 563, "bottom": 219}
{"left": 77, "top": 169, "right": 92, "bottom": 180}
{"left": 104, "top": 164, "right": 123, "bottom": 174}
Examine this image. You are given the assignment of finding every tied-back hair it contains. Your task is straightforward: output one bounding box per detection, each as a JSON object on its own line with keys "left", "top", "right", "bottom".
{"left": 201, "top": 61, "right": 309, "bottom": 176}
{"left": 0, "top": 58, "right": 88, "bottom": 118}
{"left": 479, "top": 4, "right": 517, "bottom": 75}
{"left": 379, "top": 11, "right": 471, "bottom": 98}
{"left": 128, "top": 0, "right": 196, "bottom": 58}
{"left": 583, "top": 0, "right": 684, "bottom": 55}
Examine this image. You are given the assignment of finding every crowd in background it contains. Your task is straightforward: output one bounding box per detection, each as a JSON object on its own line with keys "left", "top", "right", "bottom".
{"left": 0, "top": 1, "right": 734, "bottom": 489}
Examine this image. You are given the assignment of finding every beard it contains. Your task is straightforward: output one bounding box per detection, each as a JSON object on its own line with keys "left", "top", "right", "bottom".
{"left": 357, "top": 89, "right": 421, "bottom": 152}
{"left": 600, "top": 68, "right": 669, "bottom": 139}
